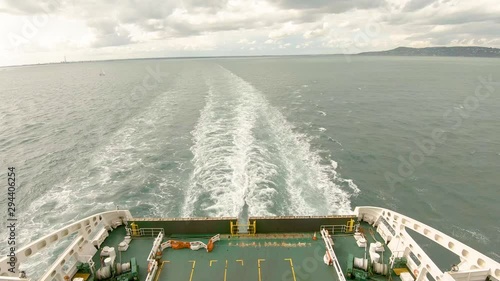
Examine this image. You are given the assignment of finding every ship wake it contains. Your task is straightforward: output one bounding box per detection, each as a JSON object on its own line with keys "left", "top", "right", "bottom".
{"left": 183, "top": 66, "right": 358, "bottom": 218}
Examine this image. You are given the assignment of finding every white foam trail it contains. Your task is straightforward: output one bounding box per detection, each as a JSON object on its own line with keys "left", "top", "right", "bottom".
{"left": 339, "top": 178, "right": 360, "bottom": 193}
{"left": 331, "top": 160, "right": 338, "bottom": 170}
{"left": 262, "top": 103, "right": 354, "bottom": 215}
{"left": 184, "top": 66, "right": 357, "bottom": 217}
{"left": 17, "top": 91, "right": 181, "bottom": 257}
{"left": 183, "top": 69, "right": 280, "bottom": 217}
{"left": 182, "top": 84, "right": 246, "bottom": 216}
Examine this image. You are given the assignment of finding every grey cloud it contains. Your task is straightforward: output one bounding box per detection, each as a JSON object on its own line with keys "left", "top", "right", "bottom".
{"left": 1, "top": 0, "right": 499, "bottom": 54}
{"left": 81, "top": 0, "right": 294, "bottom": 39}
{"left": 0, "top": 0, "right": 381, "bottom": 42}
{"left": 402, "top": 0, "right": 436, "bottom": 12}
{"left": 406, "top": 22, "right": 500, "bottom": 45}
{"left": 428, "top": 10, "right": 500, "bottom": 25}
{"left": 159, "top": 15, "right": 295, "bottom": 37}
{"left": 91, "top": 33, "right": 131, "bottom": 48}
{"left": 122, "top": 4, "right": 320, "bottom": 38}
{"left": 88, "top": 19, "right": 133, "bottom": 47}
{"left": 275, "top": 0, "right": 387, "bottom": 13}
{"left": 126, "top": 16, "right": 264, "bottom": 38}
{"left": 114, "top": 0, "right": 228, "bottom": 24}
{"left": 183, "top": 0, "right": 229, "bottom": 13}
{"left": 115, "top": 0, "right": 176, "bottom": 24}
{"left": 384, "top": 7, "right": 498, "bottom": 26}
{"left": 0, "top": 0, "right": 64, "bottom": 14}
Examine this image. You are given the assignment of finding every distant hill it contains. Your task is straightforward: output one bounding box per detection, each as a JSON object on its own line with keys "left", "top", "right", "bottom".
{"left": 357, "top": 46, "right": 500, "bottom": 57}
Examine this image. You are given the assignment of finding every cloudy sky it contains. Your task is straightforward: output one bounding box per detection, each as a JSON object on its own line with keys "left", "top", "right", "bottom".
{"left": 0, "top": 0, "right": 499, "bottom": 66}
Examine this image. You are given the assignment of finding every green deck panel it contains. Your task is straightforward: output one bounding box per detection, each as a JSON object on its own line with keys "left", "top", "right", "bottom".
{"left": 334, "top": 222, "right": 403, "bottom": 281}
{"left": 87, "top": 222, "right": 404, "bottom": 281}
{"left": 91, "top": 226, "right": 155, "bottom": 281}
{"left": 157, "top": 236, "right": 338, "bottom": 281}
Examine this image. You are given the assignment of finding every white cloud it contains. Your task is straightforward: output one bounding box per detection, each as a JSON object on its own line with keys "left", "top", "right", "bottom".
{"left": 303, "top": 23, "right": 329, "bottom": 39}
{"left": 268, "top": 22, "right": 301, "bottom": 39}
{"left": 238, "top": 38, "right": 256, "bottom": 45}
{"left": 0, "top": 0, "right": 499, "bottom": 66}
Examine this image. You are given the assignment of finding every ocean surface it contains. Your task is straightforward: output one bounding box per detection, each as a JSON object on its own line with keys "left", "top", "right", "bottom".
{"left": 0, "top": 56, "right": 499, "bottom": 276}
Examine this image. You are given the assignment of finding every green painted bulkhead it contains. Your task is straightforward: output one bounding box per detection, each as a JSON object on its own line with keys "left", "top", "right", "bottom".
{"left": 131, "top": 215, "right": 357, "bottom": 235}
{"left": 131, "top": 217, "right": 237, "bottom": 235}
{"left": 249, "top": 215, "right": 356, "bottom": 233}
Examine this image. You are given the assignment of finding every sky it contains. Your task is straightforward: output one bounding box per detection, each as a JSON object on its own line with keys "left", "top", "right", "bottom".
{"left": 0, "top": 0, "right": 499, "bottom": 66}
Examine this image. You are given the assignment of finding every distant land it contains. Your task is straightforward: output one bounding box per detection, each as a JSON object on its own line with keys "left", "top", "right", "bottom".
{"left": 357, "top": 46, "right": 500, "bottom": 57}
{"left": 3, "top": 46, "right": 500, "bottom": 68}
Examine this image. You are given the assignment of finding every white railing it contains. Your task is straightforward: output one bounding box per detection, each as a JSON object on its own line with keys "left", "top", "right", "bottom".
{"left": 0, "top": 210, "right": 132, "bottom": 279}
{"left": 355, "top": 206, "right": 500, "bottom": 281}
{"left": 125, "top": 227, "right": 164, "bottom": 237}
{"left": 320, "top": 224, "right": 348, "bottom": 234}
{"left": 143, "top": 231, "right": 164, "bottom": 281}
{"left": 140, "top": 228, "right": 164, "bottom": 237}
{"left": 321, "top": 228, "right": 347, "bottom": 281}
{"left": 144, "top": 260, "right": 158, "bottom": 281}
{"left": 147, "top": 231, "right": 164, "bottom": 261}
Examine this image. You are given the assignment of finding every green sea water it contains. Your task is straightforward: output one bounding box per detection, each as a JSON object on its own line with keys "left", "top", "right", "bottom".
{"left": 0, "top": 56, "right": 499, "bottom": 275}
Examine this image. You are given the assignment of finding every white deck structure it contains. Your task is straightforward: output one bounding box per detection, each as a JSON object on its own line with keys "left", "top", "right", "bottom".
{"left": 1, "top": 207, "right": 498, "bottom": 281}
{"left": 0, "top": 210, "right": 132, "bottom": 281}
{"left": 355, "top": 206, "right": 500, "bottom": 281}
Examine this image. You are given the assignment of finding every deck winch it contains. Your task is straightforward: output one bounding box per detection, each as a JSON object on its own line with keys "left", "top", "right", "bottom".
{"left": 96, "top": 246, "right": 138, "bottom": 281}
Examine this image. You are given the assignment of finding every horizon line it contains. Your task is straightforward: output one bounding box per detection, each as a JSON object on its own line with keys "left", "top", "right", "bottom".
{"left": 2, "top": 45, "right": 499, "bottom": 68}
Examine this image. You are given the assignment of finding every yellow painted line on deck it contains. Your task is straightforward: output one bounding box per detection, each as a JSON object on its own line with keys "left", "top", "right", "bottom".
{"left": 210, "top": 260, "right": 218, "bottom": 267}
{"left": 188, "top": 260, "right": 196, "bottom": 281}
{"left": 236, "top": 259, "right": 244, "bottom": 266}
{"left": 224, "top": 260, "right": 228, "bottom": 281}
{"left": 258, "top": 259, "right": 266, "bottom": 281}
{"left": 154, "top": 261, "right": 170, "bottom": 281}
{"left": 284, "top": 259, "right": 297, "bottom": 281}
{"left": 154, "top": 261, "right": 169, "bottom": 281}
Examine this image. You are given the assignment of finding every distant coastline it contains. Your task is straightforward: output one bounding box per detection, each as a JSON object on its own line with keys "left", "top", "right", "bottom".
{"left": 2, "top": 46, "right": 500, "bottom": 68}
{"left": 357, "top": 46, "right": 500, "bottom": 58}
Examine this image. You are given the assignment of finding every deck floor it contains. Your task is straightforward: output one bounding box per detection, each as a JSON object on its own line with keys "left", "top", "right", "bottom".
{"left": 157, "top": 235, "right": 336, "bottom": 281}
{"left": 90, "top": 223, "right": 404, "bottom": 281}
